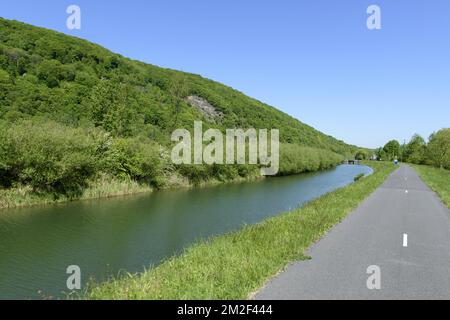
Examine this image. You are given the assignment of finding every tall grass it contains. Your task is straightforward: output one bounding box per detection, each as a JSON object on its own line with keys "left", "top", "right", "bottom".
{"left": 85, "top": 161, "right": 395, "bottom": 300}
{"left": 0, "top": 175, "right": 152, "bottom": 210}
{"left": 278, "top": 144, "right": 343, "bottom": 175}
{"left": 412, "top": 165, "right": 450, "bottom": 208}
{"left": 1, "top": 141, "right": 345, "bottom": 210}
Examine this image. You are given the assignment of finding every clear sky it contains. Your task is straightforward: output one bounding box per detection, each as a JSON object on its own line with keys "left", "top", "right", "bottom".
{"left": 1, "top": 0, "right": 449, "bottom": 148}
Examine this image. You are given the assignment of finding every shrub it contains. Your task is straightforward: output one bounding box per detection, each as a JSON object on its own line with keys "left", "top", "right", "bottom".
{"left": 427, "top": 129, "right": 450, "bottom": 169}
{"left": 278, "top": 144, "right": 343, "bottom": 176}
{"left": 104, "top": 137, "right": 165, "bottom": 188}
{"left": 0, "top": 119, "right": 102, "bottom": 196}
{"left": 355, "top": 150, "right": 369, "bottom": 160}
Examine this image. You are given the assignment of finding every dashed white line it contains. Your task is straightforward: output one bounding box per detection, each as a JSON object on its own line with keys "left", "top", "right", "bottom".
{"left": 405, "top": 190, "right": 408, "bottom": 194}
{"left": 403, "top": 234, "right": 408, "bottom": 247}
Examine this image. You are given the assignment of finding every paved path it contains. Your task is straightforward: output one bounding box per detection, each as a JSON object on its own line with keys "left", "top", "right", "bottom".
{"left": 255, "top": 165, "right": 450, "bottom": 300}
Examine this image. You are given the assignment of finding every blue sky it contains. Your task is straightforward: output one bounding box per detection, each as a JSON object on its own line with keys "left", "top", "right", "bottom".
{"left": 1, "top": 0, "right": 449, "bottom": 148}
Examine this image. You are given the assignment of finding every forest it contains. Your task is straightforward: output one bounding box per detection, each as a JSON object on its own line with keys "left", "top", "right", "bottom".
{"left": 0, "top": 18, "right": 358, "bottom": 206}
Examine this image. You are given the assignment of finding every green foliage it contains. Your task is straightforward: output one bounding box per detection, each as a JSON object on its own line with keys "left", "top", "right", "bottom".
{"left": 176, "top": 164, "right": 259, "bottom": 185}
{"left": 0, "top": 119, "right": 101, "bottom": 196}
{"left": 278, "top": 144, "right": 343, "bottom": 176}
{"left": 355, "top": 149, "right": 369, "bottom": 160}
{"left": 105, "top": 137, "right": 165, "bottom": 187}
{"left": 403, "top": 134, "right": 426, "bottom": 164}
{"left": 85, "top": 79, "right": 143, "bottom": 137}
{"left": 0, "top": 68, "right": 9, "bottom": 82}
{"left": 427, "top": 129, "right": 450, "bottom": 169}
{"left": 0, "top": 18, "right": 359, "bottom": 205}
{"left": 0, "top": 18, "right": 358, "bottom": 153}
{"left": 380, "top": 129, "right": 449, "bottom": 169}
{"left": 383, "top": 140, "right": 401, "bottom": 161}
{"left": 168, "top": 74, "right": 189, "bottom": 125}
{"left": 413, "top": 165, "right": 450, "bottom": 208}
{"left": 375, "top": 147, "right": 386, "bottom": 161}
{"left": 0, "top": 119, "right": 167, "bottom": 196}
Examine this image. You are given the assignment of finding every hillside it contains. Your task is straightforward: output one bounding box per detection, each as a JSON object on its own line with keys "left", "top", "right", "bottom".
{"left": 0, "top": 18, "right": 359, "bottom": 206}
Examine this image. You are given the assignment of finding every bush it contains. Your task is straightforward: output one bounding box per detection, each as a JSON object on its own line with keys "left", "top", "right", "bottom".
{"left": 278, "top": 144, "right": 343, "bottom": 176}
{"left": 0, "top": 120, "right": 167, "bottom": 195}
{"left": 0, "top": 119, "right": 102, "bottom": 196}
{"left": 176, "top": 164, "right": 211, "bottom": 185}
{"left": 403, "top": 134, "right": 426, "bottom": 165}
{"left": 355, "top": 150, "right": 368, "bottom": 160}
{"left": 175, "top": 163, "right": 259, "bottom": 185}
{"left": 427, "top": 129, "right": 450, "bottom": 169}
{"left": 104, "top": 137, "right": 165, "bottom": 188}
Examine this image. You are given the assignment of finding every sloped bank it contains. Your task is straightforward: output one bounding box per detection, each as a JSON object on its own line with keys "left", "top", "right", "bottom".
{"left": 0, "top": 136, "right": 343, "bottom": 211}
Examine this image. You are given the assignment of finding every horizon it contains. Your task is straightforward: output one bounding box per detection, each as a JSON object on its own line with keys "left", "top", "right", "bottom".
{"left": 0, "top": 0, "right": 449, "bottom": 148}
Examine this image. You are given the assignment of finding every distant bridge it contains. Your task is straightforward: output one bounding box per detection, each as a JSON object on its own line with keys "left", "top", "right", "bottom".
{"left": 343, "top": 160, "right": 361, "bottom": 165}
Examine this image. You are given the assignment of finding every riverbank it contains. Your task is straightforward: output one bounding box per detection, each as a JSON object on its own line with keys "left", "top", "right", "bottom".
{"left": 0, "top": 172, "right": 266, "bottom": 211}
{"left": 412, "top": 165, "right": 450, "bottom": 208}
{"left": 0, "top": 176, "right": 153, "bottom": 211}
{"left": 85, "top": 161, "right": 395, "bottom": 300}
{"left": 0, "top": 144, "right": 343, "bottom": 211}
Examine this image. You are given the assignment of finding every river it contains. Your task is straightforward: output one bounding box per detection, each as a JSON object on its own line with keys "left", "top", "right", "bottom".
{"left": 0, "top": 164, "right": 372, "bottom": 299}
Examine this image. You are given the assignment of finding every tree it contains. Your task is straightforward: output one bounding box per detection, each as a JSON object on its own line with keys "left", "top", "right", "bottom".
{"left": 105, "top": 137, "right": 164, "bottom": 187}
{"left": 0, "top": 17, "right": 363, "bottom": 197}
{"left": 427, "top": 129, "right": 450, "bottom": 169}
{"left": 37, "top": 59, "right": 64, "bottom": 88}
{"left": 355, "top": 149, "right": 369, "bottom": 160}
{"left": 169, "top": 74, "right": 188, "bottom": 123}
{"left": 86, "top": 79, "right": 139, "bottom": 137}
{"left": 383, "top": 140, "right": 401, "bottom": 161}
{"left": 0, "top": 119, "right": 102, "bottom": 195}
{"left": 0, "top": 68, "right": 11, "bottom": 103}
{"left": 404, "top": 134, "right": 426, "bottom": 164}
{"left": 375, "top": 147, "right": 387, "bottom": 161}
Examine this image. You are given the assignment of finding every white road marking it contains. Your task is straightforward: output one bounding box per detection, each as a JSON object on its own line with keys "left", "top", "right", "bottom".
{"left": 405, "top": 190, "right": 408, "bottom": 194}
{"left": 403, "top": 234, "right": 408, "bottom": 247}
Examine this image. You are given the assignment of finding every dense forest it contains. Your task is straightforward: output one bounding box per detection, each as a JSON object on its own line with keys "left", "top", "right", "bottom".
{"left": 0, "top": 18, "right": 359, "bottom": 206}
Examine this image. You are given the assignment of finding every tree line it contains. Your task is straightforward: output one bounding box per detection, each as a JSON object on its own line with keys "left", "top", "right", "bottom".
{"left": 355, "top": 129, "right": 449, "bottom": 169}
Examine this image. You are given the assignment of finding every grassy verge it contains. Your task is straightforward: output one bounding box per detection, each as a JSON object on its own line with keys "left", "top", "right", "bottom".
{"left": 412, "top": 165, "right": 450, "bottom": 208}
{"left": 0, "top": 176, "right": 152, "bottom": 210}
{"left": 85, "top": 161, "right": 395, "bottom": 300}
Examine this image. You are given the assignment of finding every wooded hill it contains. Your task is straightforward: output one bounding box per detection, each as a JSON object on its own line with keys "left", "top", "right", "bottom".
{"left": 0, "top": 18, "right": 359, "bottom": 199}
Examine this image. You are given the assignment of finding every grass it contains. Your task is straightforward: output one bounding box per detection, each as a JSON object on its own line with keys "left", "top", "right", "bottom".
{"left": 412, "top": 165, "right": 450, "bottom": 208}
{"left": 85, "top": 161, "right": 396, "bottom": 300}
{"left": 0, "top": 175, "right": 152, "bottom": 211}
{"left": 0, "top": 171, "right": 268, "bottom": 211}
{"left": 0, "top": 146, "right": 340, "bottom": 211}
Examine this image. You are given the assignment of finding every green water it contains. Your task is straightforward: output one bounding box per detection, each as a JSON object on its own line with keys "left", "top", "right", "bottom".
{"left": 0, "top": 164, "right": 372, "bottom": 299}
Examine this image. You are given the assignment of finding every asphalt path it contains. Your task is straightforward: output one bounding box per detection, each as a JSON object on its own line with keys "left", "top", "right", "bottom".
{"left": 255, "top": 165, "right": 450, "bottom": 300}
